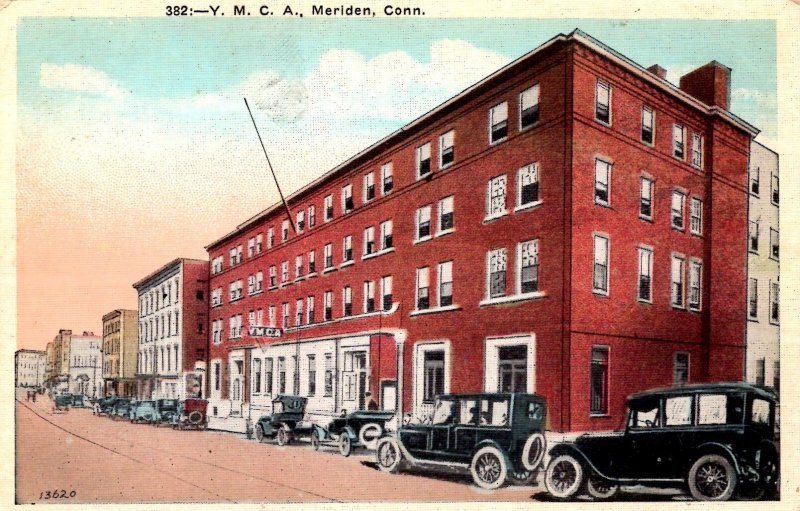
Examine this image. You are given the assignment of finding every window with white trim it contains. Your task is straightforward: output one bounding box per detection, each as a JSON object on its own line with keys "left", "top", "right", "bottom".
{"left": 590, "top": 346, "right": 609, "bottom": 414}
{"left": 256, "top": 308, "right": 264, "bottom": 326}
{"left": 343, "top": 235, "right": 353, "bottom": 262}
{"left": 518, "top": 163, "right": 540, "bottom": 208}
{"left": 307, "top": 295, "right": 315, "bottom": 324}
{"left": 342, "top": 184, "right": 353, "bottom": 214}
{"left": 255, "top": 271, "right": 263, "bottom": 292}
{"left": 748, "top": 278, "right": 758, "bottom": 319}
{"left": 364, "top": 226, "right": 375, "bottom": 256}
{"left": 343, "top": 286, "right": 352, "bottom": 316}
{"left": 672, "top": 124, "right": 685, "bottom": 159}
{"left": 487, "top": 248, "right": 507, "bottom": 299}
{"left": 438, "top": 261, "right": 453, "bottom": 307}
{"left": 417, "top": 142, "right": 432, "bottom": 179}
{"left": 324, "top": 290, "right": 333, "bottom": 321}
{"left": 281, "top": 260, "right": 289, "bottom": 284}
{"left": 324, "top": 243, "right": 333, "bottom": 269}
{"left": 671, "top": 191, "right": 685, "bottom": 230}
{"left": 324, "top": 194, "right": 333, "bottom": 221}
{"left": 439, "top": 130, "right": 455, "bottom": 168}
{"left": 308, "top": 205, "right": 316, "bottom": 228}
{"left": 518, "top": 239, "right": 539, "bottom": 295}
{"left": 691, "top": 133, "right": 703, "bottom": 169}
{"left": 671, "top": 255, "right": 685, "bottom": 308}
{"left": 486, "top": 175, "right": 507, "bottom": 219}
{"left": 750, "top": 166, "right": 760, "bottom": 195}
{"left": 363, "top": 172, "right": 375, "bottom": 202}
{"left": 690, "top": 197, "right": 703, "bottom": 235}
{"left": 416, "top": 205, "right": 432, "bottom": 241}
{"left": 269, "top": 265, "right": 277, "bottom": 287}
{"left": 380, "top": 220, "right": 393, "bottom": 250}
{"left": 256, "top": 233, "right": 263, "bottom": 254}
{"left": 769, "top": 281, "right": 779, "bottom": 324}
{"left": 640, "top": 177, "right": 653, "bottom": 220}
{"left": 295, "top": 298, "right": 303, "bottom": 326}
{"left": 594, "top": 159, "right": 611, "bottom": 206}
{"left": 593, "top": 235, "right": 609, "bottom": 294}
{"left": 268, "top": 305, "right": 276, "bottom": 327}
{"left": 489, "top": 101, "right": 508, "bottom": 143}
{"left": 638, "top": 247, "right": 653, "bottom": 303}
{"left": 641, "top": 106, "right": 654, "bottom": 144}
{"left": 771, "top": 174, "right": 779, "bottom": 205}
{"left": 595, "top": 79, "right": 611, "bottom": 124}
{"left": 380, "top": 275, "right": 393, "bottom": 310}
{"left": 296, "top": 210, "right": 305, "bottom": 233}
{"left": 770, "top": 228, "right": 779, "bottom": 260}
{"left": 295, "top": 254, "right": 304, "bottom": 279}
{"left": 520, "top": 84, "right": 540, "bottom": 129}
{"left": 308, "top": 249, "right": 316, "bottom": 274}
{"left": 281, "top": 303, "right": 289, "bottom": 329}
{"left": 211, "top": 288, "right": 222, "bottom": 307}
{"left": 381, "top": 162, "right": 393, "bottom": 195}
{"left": 363, "top": 280, "right": 375, "bottom": 313}
{"left": 673, "top": 353, "right": 689, "bottom": 384}
{"left": 211, "top": 256, "right": 223, "bottom": 275}
{"left": 688, "top": 260, "right": 702, "bottom": 311}
{"left": 749, "top": 221, "right": 759, "bottom": 253}
{"left": 438, "top": 196, "right": 454, "bottom": 234}
{"left": 267, "top": 227, "right": 274, "bottom": 249}
{"left": 281, "top": 219, "right": 290, "bottom": 242}
{"left": 247, "top": 237, "right": 255, "bottom": 258}
{"left": 416, "top": 267, "right": 430, "bottom": 310}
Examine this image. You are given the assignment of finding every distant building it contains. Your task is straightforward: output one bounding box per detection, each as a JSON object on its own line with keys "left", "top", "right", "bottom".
{"left": 15, "top": 349, "right": 46, "bottom": 388}
{"left": 44, "top": 329, "right": 71, "bottom": 392}
{"left": 133, "top": 258, "right": 209, "bottom": 400}
{"left": 102, "top": 309, "right": 139, "bottom": 397}
{"left": 68, "top": 333, "right": 103, "bottom": 398}
{"left": 746, "top": 141, "right": 779, "bottom": 390}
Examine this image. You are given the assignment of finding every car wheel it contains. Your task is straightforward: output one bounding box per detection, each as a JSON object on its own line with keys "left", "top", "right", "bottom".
{"left": 339, "top": 433, "right": 353, "bottom": 457}
{"left": 255, "top": 424, "right": 265, "bottom": 443}
{"left": 375, "top": 437, "right": 403, "bottom": 473}
{"left": 688, "top": 454, "right": 737, "bottom": 501}
{"left": 470, "top": 445, "right": 508, "bottom": 490}
{"left": 761, "top": 453, "right": 779, "bottom": 499}
{"left": 358, "top": 423, "right": 383, "bottom": 451}
{"left": 586, "top": 472, "right": 619, "bottom": 499}
{"left": 521, "top": 433, "right": 547, "bottom": 471}
{"left": 276, "top": 428, "right": 289, "bottom": 447}
{"left": 188, "top": 411, "right": 203, "bottom": 425}
{"left": 310, "top": 431, "right": 321, "bottom": 451}
{"left": 544, "top": 454, "right": 584, "bottom": 499}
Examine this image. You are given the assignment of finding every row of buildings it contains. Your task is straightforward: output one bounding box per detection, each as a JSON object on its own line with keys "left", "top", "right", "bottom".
{"left": 17, "top": 30, "right": 779, "bottom": 434}
{"left": 19, "top": 330, "right": 105, "bottom": 397}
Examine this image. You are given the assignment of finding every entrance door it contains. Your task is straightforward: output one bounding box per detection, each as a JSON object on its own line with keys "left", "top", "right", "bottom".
{"left": 498, "top": 346, "right": 527, "bottom": 392}
{"left": 353, "top": 352, "right": 367, "bottom": 410}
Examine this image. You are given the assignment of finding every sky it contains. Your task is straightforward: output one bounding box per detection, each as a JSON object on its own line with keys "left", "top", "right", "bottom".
{"left": 15, "top": 17, "right": 777, "bottom": 351}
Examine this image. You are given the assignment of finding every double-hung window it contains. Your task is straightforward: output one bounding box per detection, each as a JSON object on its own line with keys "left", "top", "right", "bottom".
{"left": 342, "top": 235, "right": 353, "bottom": 262}
{"left": 296, "top": 211, "right": 305, "bottom": 233}
{"left": 380, "top": 275, "right": 393, "bottom": 310}
{"left": 671, "top": 255, "right": 685, "bottom": 308}
{"left": 673, "top": 353, "right": 689, "bottom": 385}
{"left": 281, "top": 260, "right": 289, "bottom": 284}
{"left": 590, "top": 347, "right": 609, "bottom": 415}
{"left": 769, "top": 281, "right": 779, "bottom": 324}
{"left": 594, "top": 159, "right": 611, "bottom": 206}
{"left": 517, "top": 162, "right": 540, "bottom": 208}
{"left": 268, "top": 305, "right": 276, "bottom": 327}
{"left": 269, "top": 266, "right": 277, "bottom": 287}
{"left": 324, "top": 195, "right": 333, "bottom": 222}
{"left": 267, "top": 227, "right": 274, "bottom": 249}
{"left": 489, "top": 101, "right": 508, "bottom": 143}
{"left": 638, "top": 246, "right": 653, "bottom": 303}
{"left": 640, "top": 177, "right": 654, "bottom": 220}
{"left": 688, "top": 260, "right": 702, "bottom": 311}
{"left": 417, "top": 142, "right": 432, "bottom": 179}
{"left": 641, "top": 106, "right": 654, "bottom": 144}
{"left": 281, "top": 303, "right": 289, "bottom": 329}
{"left": 487, "top": 248, "right": 507, "bottom": 299}
{"left": 438, "top": 261, "right": 453, "bottom": 307}
{"left": 342, "top": 184, "right": 353, "bottom": 214}
{"left": 772, "top": 174, "right": 779, "bottom": 205}
{"left": 380, "top": 220, "right": 393, "bottom": 250}
{"left": 363, "top": 226, "right": 375, "bottom": 256}
{"left": 307, "top": 355, "right": 316, "bottom": 396}
{"left": 592, "top": 235, "right": 609, "bottom": 295}
{"left": 308, "top": 205, "right": 316, "bottom": 228}
{"left": 416, "top": 205, "right": 432, "bottom": 241}
{"left": 343, "top": 286, "right": 352, "bottom": 316}
{"left": 520, "top": 84, "right": 540, "bottom": 129}
{"left": 363, "top": 280, "right": 375, "bottom": 313}
{"left": 324, "top": 354, "right": 333, "bottom": 396}
{"left": 256, "top": 234, "right": 263, "bottom": 254}
{"left": 750, "top": 166, "right": 760, "bottom": 195}
{"left": 295, "top": 254, "right": 303, "bottom": 279}
{"left": 363, "top": 172, "right": 375, "bottom": 202}
{"left": 324, "top": 243, "right": 333, "bottom": 269}
{"left": 247, "top": 237, "right": 255, "bottom": 258}
{"left": 295, "top": 298, "right": 303, "bottom": 326}
{"left": 595, "top": 79, "right": 611, "bottom": 124}
{"left": 748, "top": 278, "right": 758, "bottom": 319}
{"left": 255, "top": 271, "right": 263, "bottom": 292}
{"left": 307, "top": 296, "right": 315, "bottom": 323}
{"left": 770, "top": 228, "right": 779, "bottom": 260}
{"left": 281, "top": 219, "right": 290, "bottom": 242}
{"left": 438, "top": 196, "right": 454, "bottom": 234}
{"left": 324, "top": 290, "right": 333, "bottom": 321}
{"left": 749, "top": 221, "right": 759, "bottom": 253}
{"left": 518, "top": 239, "right": 539, "bottom": 294}
{"left": 381, "top": 162, "right": 393, "bottom": 195}
{"left": 671, "top": 191, "right": 685, "bottom": 230}
{"left": 416, "top": 267, "right": 430, "bottom": 310}
{"left": 673, "top": 124, "right": 686, "bottom": 160}
{"left": 308, "top": 249, "right": 316, "bottom": 274}
{"left": 691, "top": 133, "right": 703, "bottom": 169}
{"left": 439, "top": 130, "right": 455, "bottom": 168}
{"left": 690, "top": 198, "right": 703, "bottom": 235}
{"left": 486, "top": 175, "right": 507, "bottom": 219}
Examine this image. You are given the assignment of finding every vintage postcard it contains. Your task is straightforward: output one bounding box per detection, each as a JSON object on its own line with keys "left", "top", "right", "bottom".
{"left": 3, "top": 0, "right": 798, "bottom": 508}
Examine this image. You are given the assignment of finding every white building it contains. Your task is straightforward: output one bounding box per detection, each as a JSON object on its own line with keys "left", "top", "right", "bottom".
{"left": 68, "top": 333, "right": 103, "bottom": 398}
{"left": 15, "top": 349, "right": 46, "bottom": 388}
{"left": 746, "top": 141, "right": 779, "bottom": 390}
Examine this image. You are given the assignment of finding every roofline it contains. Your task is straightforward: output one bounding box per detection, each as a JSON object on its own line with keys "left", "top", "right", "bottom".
{"left": 752, "top": 138, "right": 779, "bottom": 157}
{"left": 132, "top": 257, "right": 208, "bottom": 290}
{"left": 206, "top": 28, "right": 761, "bottom": 250}
{"left": 15, "top": 349, "right": 46, "bottom": 355}
{"left": 101, "top": 309, "right": 138, "bottom": 321}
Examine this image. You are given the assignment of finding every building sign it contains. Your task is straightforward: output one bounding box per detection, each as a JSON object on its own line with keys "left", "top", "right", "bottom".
{"left": 249, "top": 326, "right": 282, "bottom": 338}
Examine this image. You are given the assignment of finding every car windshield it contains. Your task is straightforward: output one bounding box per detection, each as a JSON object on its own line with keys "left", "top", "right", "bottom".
{"left": 431, "top": 399, "right": 456, "bottom": 425}
{"left": 628, "top": 399, "right": 661, "bottom": 429}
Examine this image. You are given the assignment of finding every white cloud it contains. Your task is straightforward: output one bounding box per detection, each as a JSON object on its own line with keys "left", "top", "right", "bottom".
{"left": 40, "top": 63, "right": 125, "bottom": 99}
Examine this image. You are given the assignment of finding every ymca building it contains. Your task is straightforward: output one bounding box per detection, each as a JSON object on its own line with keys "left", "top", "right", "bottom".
{"left": 205, "top": 30, "right": 757, "bottom": 433}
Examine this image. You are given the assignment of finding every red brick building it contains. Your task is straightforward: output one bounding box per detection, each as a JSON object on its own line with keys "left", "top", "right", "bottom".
{"left": 205, "top": 30, "right": 757, "bottom": 433}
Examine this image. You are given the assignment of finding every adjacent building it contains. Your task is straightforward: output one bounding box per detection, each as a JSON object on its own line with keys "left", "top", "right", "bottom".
{"left": 204, "top": 30, "right": 757, "bottom": 433}
{"left": 44, "top": 329, "right": 71, "bottom": 392}
{"left": 133, "top": 258, "right": 210, "bottom": 400}
{"left": 67, "top": 333, "right": 103, "bottom": 398}
{"left": 102, "top": 309, "right": 139, "bottom": 397}
{"left": 746, "top": 141, "right": 779, "bottom": 390}
{"left": 15, "top": 349, "right": 46, "bottom": 388}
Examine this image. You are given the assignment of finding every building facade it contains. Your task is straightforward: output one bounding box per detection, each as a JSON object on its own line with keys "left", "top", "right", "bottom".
{"left": 133, "top": 258, "right": 209, "bottom": 400}
{"left": 102, "top": 309, "right": 139, "bottom": 397}
{"left": 746, "top": 141, "right": 779, "bottom": 390}
{"left": 67, "top": 333, "right": 103, "bottom": 398}
{"left": 44, "top": 329, "right": 71, "bottom": 391}
{"left": 15, "top": 349, "right": 46, "bottom": 388}
{"left": 205, "top": 30, "right": 757, "bottom": 433}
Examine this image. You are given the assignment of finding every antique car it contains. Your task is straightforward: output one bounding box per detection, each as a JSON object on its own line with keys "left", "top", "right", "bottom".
{"left": 70, "top": 394, "right": 91, "bottom": 408}
{"left": 95, "top": 396, "right": 119, "bottom": 416}
{"left": 53, "top": 393, "right": 74, "bottom": 412}
{"left": 110, "top": 398, "right": 132, "bottom": 420}
{"left": 543, "top": 382, "right": 779, "bottom": 501}
{"left": 374, "top": 393, "right": 548, "bottom": 490}
{"left": 153, "top": 399, "right": 180, "bottom": 426}
{"left": 129, "top": 400, "right": 157, "bottom": 423}
{"left": 170, "top": 399, "right": 209, "bottom": 430}
{"left": 311, "top": 409, "right": 395, "bottom": 456}
{"left": 255, "top": 395, "right": 309, "bottom": 445}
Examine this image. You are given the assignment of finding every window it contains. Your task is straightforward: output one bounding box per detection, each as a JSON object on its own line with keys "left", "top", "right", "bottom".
{"left": 486, "top": 175, "right": 507, "bottom": 219}
{"left": 268, "top": 305, "right": 276, "bottom": 327}
{"left": 672, "top": 124, "right": 685, "bottom": 159}
{"left": 691, "top": 133, "right": 703, "bottom": 169}
{"left": 748, "top": 278, "right": 759, "bottom": 319}
{"left": 638, "top": 247, "right": 653, "bottom": 303}
{"left": 342, "top": 184, "right": 353, "bottom": 214}
{"left": 416, "top": 267, "right": 430, "bottom": 310}
{"left": 267, "top": 227, "right": 274, "bottom": 249}
{"left": 343, "top": 235, "right": 353, "bottom": 262}
{"left": 517, "top": 163, "right": 540, "bottom": 208}
{"left": 247, "top": 237, "right": 255, "bottom": 258}
{"left": 671, "top": 255, "right": 685, "bottom": 308}
{"left": 439, "top": 130, "right": 455, "bottom": 168}
{"left": 256, "top": 271, "right": 263, "bottom": 292}
{"left": 664, "top": 396, "right": 692, "bottom": 426}
{"left": 253, "top": 359, "right": 262, "bottom": 394}
{"left": 771, "top": 174, "right": 779, "bottom": 205}
{"left": 774, "top": 361, "right": 780, "bottom": 391}
{"left": 380, "top": 220, "right": 393, "bottom": 250}
{"left": 499, "top": 346, "right": 527, "bottom": 393}
{"left": 673, "top": 352, "right": 689, "bottom": 385}
{"left": 671, "top": 191, "right": 685, "bottom": 230}
{"left": 269, "top": 266, "right": 277, "bottom": 287}
{"left": 363, "top": 172, "right": 375, "bottom": 202}
{"left": 594, "top": 159, "right": 611, "bottom": 206}
{"left": 363, "top": 280, "right": 375, "bottom": 312}
{"left": 214, "top": 361, "right": 221, "bottom": 391}
{"left": 256, "top": 233, "right": 263, "bottom": 254}
{"left": 324, "top": 354, "right": 333, "bottom": 396}
{"left": 423, "top": 350, "right": 445, "bottom": 402}
{"left": 416, "top": 142, "right": 432, "bottom": 179}
{"left": 416, "top": 205, "right": 432, "bottom": 241}
{"left": 296, "top": 210, "right": 305, "bottom": 233}
{"left": 640, "top": 177, "right": 653, "bottom": 220}
{"left": 593, "top": 235, "right": 609, "bottom": 295}
{"left": 324, "top": 290, "right": 333, "bottom": 321}
{"left": 438, "top": 261, "right": 453, "bottom": 307}
{"left": 343, "top": 286, "right": 352, "bottom": 316}
{"left": 308, "top": 205, "right": 316, "bottom": 228}
{"left": 641, "top": 106, "right": 654, "bottom": 144}
{"left": 281, "top": 219, "right": 289, "bottom": 242}
{"left": 295, "top": 254, "right": 303, "bottom": 279}
{"left": 770, "top": 228, "right": 779, "bottom": 260}
{"left": 211, "top": 256, "right": 223, "bottom": 275}
{"left": 438, "top": 196, "right": 454, "bottom": 234}
{"left": 381, "top": 162, "right": 393, "bottom": 195}
{"left": 749, "top": 221, "right": 759, "bottom": 253}
{"left": 590, "top": 347, "right": 609, "bottom": 414}
{"left": 324, "top": 243, "right": 333, "bottom": 269}
{"left": 363, "top": 226, "right": 375, "bottom": 256}
{"left": 307, "top": 355, "right": 316, "bottom": 396}
{"left": 690, "top": 198, "right": 703, "bottom": 235}
{"left": 295, "top": 298, "right": 303, "bottom": 326}
{"left": 595, "top": 79, "right": 611, "bottom": 124}
{"left": 278, "top": 357, "right": 286, "bottom": 394}
{"left": 769, "top": 281, "right": 779, "bottom": 324}
{"left": 380, "top": 275, "right": 393, "bottom": 310}
{"left": 750, "top": 166, "right": 760, "bottom": 195}
{"left": 520, "top": 84, "right": 540, "bottom": 129}
{"left": 211, "top": 288, "right": 222, "bottom": 307}
{"left": 279, "top": 302, "right": 289, "bottom": 329}
{"left": 324, "top": 195, "right": 333, "bottom": 222}
{"left": 307, "top": 295, "right": 315, "bottom": 323}
{"left": 281, "top": 261, "right": 289, "bottom": 284}
{"left": 489, "top": 101, "right": 508, "bottom": 143}
{"left": 518, "top": 240, "right": 539, "bottom": 294}
{"left": 688, "top": 260, "right": 702, "bottom": 311}
{"left": 755, "top": 358, "right": 766, "bottom": 386}
{"left": 487, "top": 248, "right": 507, "bottom": 298}
{"left": 308, "top": 250, "right": 316, "bottom": 274}
{"left": 265, "top": 358, "right": 273, "bottom": 395}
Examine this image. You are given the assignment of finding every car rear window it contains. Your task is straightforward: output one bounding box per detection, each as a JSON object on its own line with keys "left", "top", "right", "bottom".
{"left": 460, "top": 398, "right": 478, "bottom": 425}
{"left": 751, "top": 398, "right": 771, "bottom": 425}
{"left": 664, "top": 396, "right": 692, "bottom": 426}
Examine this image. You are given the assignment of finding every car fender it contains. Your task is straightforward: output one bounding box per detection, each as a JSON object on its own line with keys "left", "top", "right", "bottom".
{"left": 546, "top": 443, "right": 613, "bottom": 481}
{"left": 341, "top": 425, "right": 357, "bottom": 440}
{"left": 694, "top": 442, "right": 741, "bottom": 476}
{"left": 471, "top": 439, "right": 511, "bottom": 464}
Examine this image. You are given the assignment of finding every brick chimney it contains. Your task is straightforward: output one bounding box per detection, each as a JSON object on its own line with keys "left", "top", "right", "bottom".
{"left": 679, "top": 61, "right": 731, "bottom": 110}
{"left": 647, "top": 64, "right": 668, "bottom": 80}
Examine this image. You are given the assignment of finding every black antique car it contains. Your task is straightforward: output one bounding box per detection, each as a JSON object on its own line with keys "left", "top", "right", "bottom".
{"left": 543, "top": 382, "right": 779, "bottom": 501}
{"left": 110, "top": 398, "right": 132, "bottom": 420}
{"left": 311, "top": 410, "right": 395, "bottom": 456}
{"left": 95, "top": 396, "right": 119, "bottom": 416}
{"left": 375, "top": 393, "right": 548, "bottom": 490}
{"left": 255, "top": 395, "right": 309, "bottom": 445}
{"left": 129, "top": 400, "right": 157, "bottom": 423}
{"left": 153, "top": 399, "right": 180, "bottom": 426}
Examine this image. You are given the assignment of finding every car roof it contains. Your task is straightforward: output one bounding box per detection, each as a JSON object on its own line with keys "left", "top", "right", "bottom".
{"left": 629, "top": 382, "right": 777, "bottom": 402}
{"left": 438, "top": 392, "right": 545, "bottom": 402}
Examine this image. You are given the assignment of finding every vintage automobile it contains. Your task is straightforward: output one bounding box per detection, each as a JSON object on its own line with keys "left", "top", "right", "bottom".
{"left": 110, "top": 398, "right": 132, "bottom": 420}
{"left": 311, "top": 409, "right": 395, "bottom": 456}
{"left": 95, "top": 396, "right": 119, "bottom": 416}
{"left": 153, "top": 399, "right": 180, "bottom": 426}
{"left": 53, "top": 393, "right": 74, "bottom": 412}
{"left": 374, "top": 393, "right": 548, "bottom": 490}
{"left": 129, "top": 400, "right": 157, "bottom": 423}
{"left": 170, "top": 399, "right": 209, "bottom": 430}
{"left": 255, "top": 395, "right": 309, "bottom": 445}
{"left": 543, "top": 382, "right": 779, "bottom": 501}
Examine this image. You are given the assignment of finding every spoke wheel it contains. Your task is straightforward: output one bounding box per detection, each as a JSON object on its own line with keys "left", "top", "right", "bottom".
{"left": 310, "top": 431, "right": 320, "bottom": 451}
{"left": 339, "top": 434, "right": 353, "bottom": 457}
{"left": 544, "top": 454, "right": 584, "bottom": 499}
{"left": 688, "top": 454, "right": 737, "bottom": 501}
{"left": 375, "top": 437, "right": 402, "bottom": 473}
{"left": 276, "top": 428, "right": 289, "bottom": 446}
{"left": 586, "top": 473, "right": 619, "bottom": 500}
{"left": 470, "top": 446, "right": 508, "bottom": 490}
{"left": 255, "top": 424, "right": 265, "bottom": 443}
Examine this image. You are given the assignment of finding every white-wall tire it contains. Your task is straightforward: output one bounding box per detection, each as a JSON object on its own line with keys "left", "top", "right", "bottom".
{"left": 521, "top": 433, "right": 547, "bottom": 471}
{"left": 375, "top": 437, "right": 403, "bottom": 473}
{"left": 545, "top": 454, "right": 584, "bottom": 499}
{"left": 358, "top": 423, "right": 383, "bottom": 450}
{"left": 470, "top": 445, "right": 508, "bottom": 490}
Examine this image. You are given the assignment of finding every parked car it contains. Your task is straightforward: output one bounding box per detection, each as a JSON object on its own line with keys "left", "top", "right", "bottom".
{"left": 69, "top": 394, "right": 91, "bottom": 408}
{"left": 255, "top": 395, "right": 309, "bottom": 445}
{"left": 374, "top": 393, "right": 548, "bottom": 490}
{"left": 311, "top": 409, "right": 395, "bottom": 456}
{"left": 129, "top": 400, "right": 157, "bottom": 423}
{"left": 95, "top": 396, "right": 119, "bottom": 416}
{"left": 53, "top": 393, "right": 74, "bottom": 412}
{"left": 170, "top": 399, "right": 209, "bottom": 430}
{"left": 543, "top": 382, "right": 779, "bottom": 501}
{"left": 110, "top": 398, "right": 132, "bottom": 420}
{"left": 153, "top": 399, "right": 180, "bottom": 426}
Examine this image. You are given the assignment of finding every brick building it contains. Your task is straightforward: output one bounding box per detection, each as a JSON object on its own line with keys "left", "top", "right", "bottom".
{"left": 205, "top": 30, "right": 758, "bottom": 433}
{"left": 102, "top": 309, "right": 139, "bottom": 397}
{"left": 133, "top": 258, "right": 209, "bottom": 400}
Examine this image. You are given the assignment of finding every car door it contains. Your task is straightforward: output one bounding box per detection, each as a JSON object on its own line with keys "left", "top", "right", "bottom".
{"left": 453, "top": 397, "right": 480, "bottom": 461}
{"left": 627, "top": 395, "right": 692, "bottom": 480}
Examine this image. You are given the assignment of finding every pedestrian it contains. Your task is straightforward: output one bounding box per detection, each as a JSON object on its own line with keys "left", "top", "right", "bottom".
{"left": 365, "top": 391, "right": 378, "bottom": 410}
{"left": 32, "top": 391, "right": 36, "bottom": 403}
